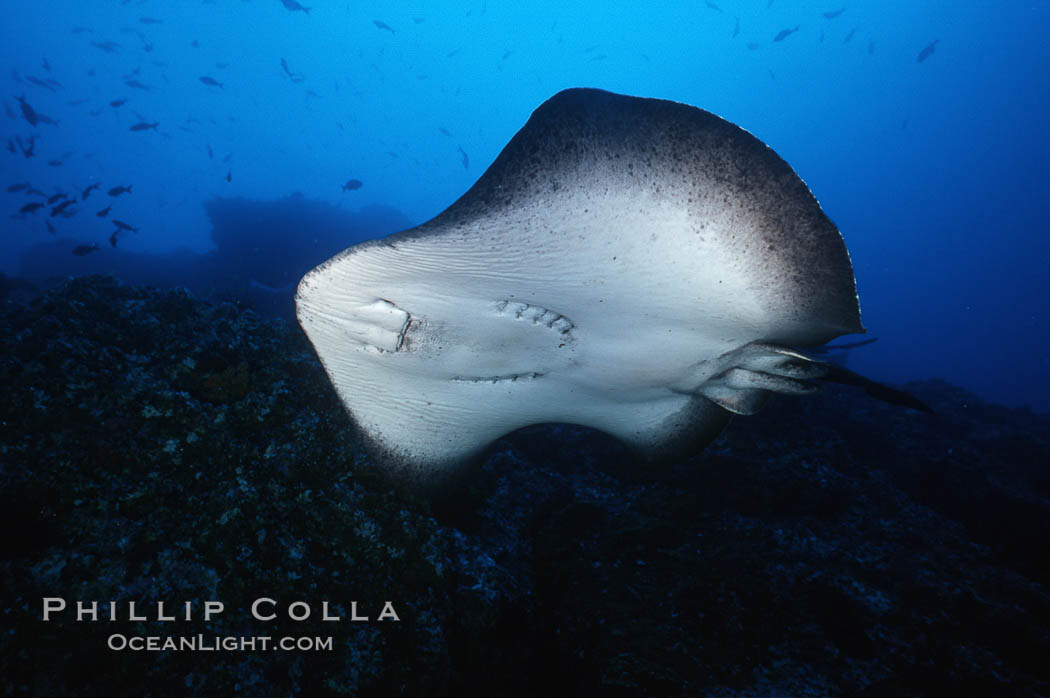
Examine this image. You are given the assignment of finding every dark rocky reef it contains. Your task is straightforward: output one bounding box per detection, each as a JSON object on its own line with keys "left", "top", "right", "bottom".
{"left": 2, "top": 276, "right": 1048, "bottom": 696}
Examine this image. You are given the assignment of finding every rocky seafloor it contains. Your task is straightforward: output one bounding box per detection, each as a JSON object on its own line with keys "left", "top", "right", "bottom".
{"left": 2, "top": 276, "right": 1048, "bottom": 697}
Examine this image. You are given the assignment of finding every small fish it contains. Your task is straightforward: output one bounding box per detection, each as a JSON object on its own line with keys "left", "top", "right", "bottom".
{"left": 42, "top": 57, "right": 51, "bottom": 72}
{"left": 773, "top": 26, "right": 799, "bottom": 42}
{"left": 72, "top": 243, "right": 99, "bottom": 256}
{"left": 822, "top": 8, "right": 845, "bottom": 19}
{"left": 27, "top": 187, "right": 46, "bottom": 197}
{"left": 124, "top": 79, "right": 151, "bottom": 91}
{"left": 438, "top": 127, "right": 452, "bottom": 137}
{"left": 917, "top": 39, "right": 939, "bottom": 63}
{"left": 746, "top": 42, "right": 760, "bottom": 50}
{"left": 225, "top": 171, "right": 232, "bottom": 183}
{"left": 109, "top": 231, "right": 119, "bottom": 248}
{"left": 67, "top": 98, "right": 88, "bottom": 106}
{"left": 7, "top": 182, "right": 30, "bottom": 192}
{"left": 26, "top": 76, "right": 57, "bottom": 91}
{"left": 207, "top": 144, "right": 214, "bottom": 159}
{"left": 704, "top": 1, "right": 722, "bottom": 12}
{"left": 129, "top": 121, "right": 158, "bottom": 131}
{"left": 108, "top": 185, "right": 132, "bottom": 196}
{"left": 868, "top": 40, "right": 875, "bottom": 55}
{"left": 110, "top": 99, "right": 127, "bottom": 108}
{"left": 112, "top": 220, "right": 138, "bottom": 232}
{"left": 732, "top": 17, "right": 740, "bottom": 39}
{"left": 48, "top": 160, "right": 63, "bottom": 167}
{"left": 17, "top": 134, "right": 37, "bottom": 158}
{"left": 91, "top": 41, "right": 120, "bottom": 53}
{"left": 139, "top": 17, "right": 163, "bottom": 24}
{"left": 457, "top": 146, "right": 469, "bottom": 169}
{"left": 373, "top": 19, "right": 396, "bottom": 34}
{"left": 82, "top": 183, "right": 101, "bottom": 200}
{"left": 51, "top": 200, "right": 76, "bottom": 217}
{"left": 71, "top": 26, "right": 92, "bottom": 34}
{"left": 413, "top": 16, "right": 425, "bottom": 24}
{"left": 341, "top": 178, "right": 362, "bottom": 191}
{"left": 843, "top": 27, "right": 857, "bottom": 43}
{"left": 222, "top": 152, "right": 232, "bottom": 163}
{"left": 20, "top": 202, "right": 44, "bottom": 214}
{"left": 46, "top": 220, "right": 56, "bottom": 234}
{"left": 199, "top": 76, "right": 223, "bottom": 88}
{"left": 47, "top": 192, "right": 68, "bottom": 204}
{"left": 279, "top": 0, "right": 311, "bottom": 14}
{"left": 16, "top": 95, "right": 58, "bottom": 126}
{"left": 96, "top": 205, "right": 111, "bottom": 217}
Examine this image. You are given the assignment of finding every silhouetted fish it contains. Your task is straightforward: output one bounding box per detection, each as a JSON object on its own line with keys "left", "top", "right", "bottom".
{"left": 7, "top": 182, "right": 29, "bottom": 192}
{"left": 16, "top": 134, "right": 37, "bottom": 157}
{"left": 72, "top": 243, "right": 99, "bottom": 256}
{"left": 139, "top": 17, "right": 163, "bottom": 24}
{"left": 20, "top": 202, "right": 44, "bottom": 214}
{"left": 373, "top": 19, "right": 396, "bottom": 34}
{"left": 704, "top": 1, "right": 722, "bottom": 12}
{"left": 91, "top": 41, "right": 120, "bottom": 53}
{"left": 96, "top": 205, "right": 111, "bottom": 217}
{"left": 773, "top": 26, "right": 799, "bottom": 42}
{"left": 458, "top": 146, "right": 469, "bottom": 169}
{"left": 124, "top": 79, "right": 151, "bottom": 91}
{"left": 747, "top": 42, "right": 759, "bottom": 50}
{"left": 50, "top": 200, "right": 76, "bottom": 217}
{"left": 48, "top": 160, "right": 62, "bottom": 167}
{"left": 110, "top": 99, "right": 127, "bottom": 108}
{"left": 26, "top": 76, "right": 57, "bottom": 91}
{"left": 280, "top": 57, "right": 305, "bottom": 82}
{"left": 199, "top": 76, "right": 223, "bottom": 87}
{"left": 207, "top": 144, "right": 213, "bottom": 159}
{"left": 225, "top": 171, "right": 232, "bottom": 183}
{"left": 341, "top": 179, "right": 363, "bottom": 191}
{"left": 108, "top": 185, "right": 132, "bottom": 196}
{"left": 823, "top": 8, "right": 845, "bottom": 19}
{"left": 112, "top": 220, "right": 138, "bottom": 232}
{"left": 47, "top": 192, "right": 67, "bottom": 204}
{"left": 917, "top": 39, "right": 939, "bottom": 63}
{"left": 843, "top": 27, "right": 857, "bottom": 43}
{"left": 129, "top": 122, "right": 158, "bottom": 131}
{"left": 46, "top": 220, "right": 56, "bottom": 234}
{"left": 732, "top": 17, "right": 740, "bottom": 38}
{"left": 279, "top": 0, "right": 310, "bottom": 14}
{"left": 15, "top": 96, "right": 58, "bottom": 126}
{"left": 82, "top": 183, "right": 100, "bottom": 199}
{"left": 109, "top": 230, "right": 119, "bottom": 247}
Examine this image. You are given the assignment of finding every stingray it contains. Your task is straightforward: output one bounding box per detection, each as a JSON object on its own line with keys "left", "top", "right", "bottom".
{"left": 297, "top": 88, "right": 927, "bottom": 485}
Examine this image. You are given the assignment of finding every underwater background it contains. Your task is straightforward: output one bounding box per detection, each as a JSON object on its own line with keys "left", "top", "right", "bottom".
{"left": 3, "top": 2, "right": 1050, "bottom": 697}
{"left": 2, "top": 0, "right": 1048, "bottom": 412}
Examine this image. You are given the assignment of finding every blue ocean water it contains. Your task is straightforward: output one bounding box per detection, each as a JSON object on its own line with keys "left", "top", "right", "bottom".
{"left": 2, "top": 0, "right": 1048, "bottom": 412}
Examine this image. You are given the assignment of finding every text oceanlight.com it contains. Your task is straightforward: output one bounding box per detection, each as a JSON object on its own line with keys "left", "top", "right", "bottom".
{"left": 107, "top": 634, "right": 334, "bottom": 652}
